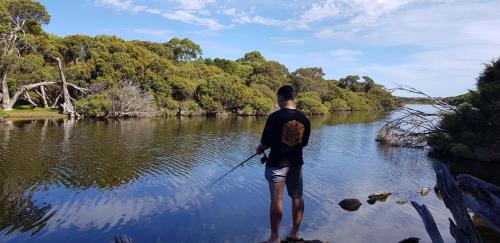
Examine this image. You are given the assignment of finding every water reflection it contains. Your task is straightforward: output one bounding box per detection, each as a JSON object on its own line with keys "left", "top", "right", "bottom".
{"left": 0, "top": 109, "right": 454, "bottom": 242}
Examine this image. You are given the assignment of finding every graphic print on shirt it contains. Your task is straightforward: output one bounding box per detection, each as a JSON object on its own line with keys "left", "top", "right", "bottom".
{"left": 281, "top": 120, "right": 305, "bottom": 147}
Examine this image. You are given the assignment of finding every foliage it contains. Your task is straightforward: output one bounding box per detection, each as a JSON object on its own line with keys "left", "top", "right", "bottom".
{"left": 196, "top": 94, "right": 223, "bottom": 113}
{"left": 0, "top": 1, "right": 396, "bottom": 117}
{"left": 429, "top": 58, "right": 500, "bottom": 162}
{"left": 195, "top": 74, "right": 249, "bottom": 112}
{"left": 75, "top": 94, "right": 111, "bottom": 118}
{"left": 165, "top": 38, "right": 202, "bottom": 62}
{"left": 327, "top": 98, "right": 350, "bottom": 111}
{"left": 251, "top": 97, "right": 275, "bottom": 115}
{"left": 297, "top": 91, "right": 328, "bottom": 114}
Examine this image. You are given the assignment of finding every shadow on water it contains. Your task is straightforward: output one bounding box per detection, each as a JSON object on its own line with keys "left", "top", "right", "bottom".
{"left": 0, "top": 109, "right": 462, "bottom": 242}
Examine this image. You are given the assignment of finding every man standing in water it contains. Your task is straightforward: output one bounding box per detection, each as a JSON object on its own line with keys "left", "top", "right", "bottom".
{"left": 257, "top": 85, "right": 311, "bottom": 243}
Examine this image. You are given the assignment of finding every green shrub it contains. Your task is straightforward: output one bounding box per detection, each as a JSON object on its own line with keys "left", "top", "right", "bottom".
{"left": 178, "top": 100, "right": 204, "bottom": 116}
{"left": 239, "top": 104, "right": 256, "bottom": 116}
{"left": 195, "top": 74, "right": 249, "bottom": 111}
{"left": 168, "top": 76, "right": 198, "bottom": 100}
{"left": 297, "top": 91, "right": 328, "bottom": 114}
{"left": 75, "top": 94, "right": 111, "bottom": 118}
{"left": 252, "top": 97, "right": 275, "bottom": 115}
{"left": 328, "top": 98, "right": 350, "bottom": 111}
{"left": 196, "top": 94, "right": 224, "bottom": 113}
{"left": 162, "top": 96, "right": 180, "bottom": 116}
{"left": 429, "top": 57, "right": 500, "bottom": 162}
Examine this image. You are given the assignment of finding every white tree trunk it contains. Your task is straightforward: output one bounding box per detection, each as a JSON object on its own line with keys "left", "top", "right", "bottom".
{"left": 39, "top": 86, "right": 48, "bottom": 108}
{"left": 1, "top": 70, "right": 11, "bottom": 110}
{"left": 55, "top": 58, "right": 75, "bottom": 118}
{"left": 4, "top": 81, "right": 58, "bottom": 110}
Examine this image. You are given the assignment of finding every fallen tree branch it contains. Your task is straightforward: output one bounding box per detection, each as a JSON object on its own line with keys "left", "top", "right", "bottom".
{"left": 434, "top": 162, "right": 483, "bottom": 243}
{"left": 377, "top": 85, "right": 455, "bottom": 147}
{"left": 411, "top": 201, "right": 445, "bottom": 243}
{"left": 456, "top": 174, "right": 500, "bottom": 232}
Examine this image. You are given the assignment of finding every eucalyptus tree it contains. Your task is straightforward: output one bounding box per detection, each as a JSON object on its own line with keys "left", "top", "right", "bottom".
{"left": 166, "top": 38, "right": 202, "bottom": 62}
{"left": 0, "top": 0, "right": 50, "bottom": 110}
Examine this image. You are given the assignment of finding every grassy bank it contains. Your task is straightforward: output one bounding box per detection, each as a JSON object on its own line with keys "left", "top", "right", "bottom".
{"left": 1, "top": 106, "right": 67, "bottom": 119}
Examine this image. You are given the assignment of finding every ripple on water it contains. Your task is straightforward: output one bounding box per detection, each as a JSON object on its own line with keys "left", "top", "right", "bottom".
{"left": 0, "top": 108, "right": 457, "bottom": 242}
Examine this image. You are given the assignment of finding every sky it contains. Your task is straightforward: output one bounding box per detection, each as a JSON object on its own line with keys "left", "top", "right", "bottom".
{"left": 39, "top": 0, "right": 500, "bottom": 97}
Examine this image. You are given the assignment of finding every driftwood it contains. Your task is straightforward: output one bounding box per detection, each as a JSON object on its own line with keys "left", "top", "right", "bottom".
{"left": 456, "top": 174, "right": 500, "bottom": 232}
{"left": 411, "top": 201, "right": 444, "bottom": 243}
{"left": 114, "top": 235, "right": 134, "bottom": 243}
{"left": 411, "top": 162, "right": 489, "bottom": 242}
{"left": 434, "top": 162, "right": 483, "bottom": 243}
{"left": 414, "top": 163, "right": 484, "bottom": 243}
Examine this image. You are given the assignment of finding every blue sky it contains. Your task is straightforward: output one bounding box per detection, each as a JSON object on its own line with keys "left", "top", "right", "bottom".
{"left": 39, "top": 0, "right": 500, "bottom": 97}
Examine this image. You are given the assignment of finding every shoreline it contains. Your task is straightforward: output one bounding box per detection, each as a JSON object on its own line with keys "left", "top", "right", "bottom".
{"left": 1, "top": 108, "right": 394, "bottom": 121}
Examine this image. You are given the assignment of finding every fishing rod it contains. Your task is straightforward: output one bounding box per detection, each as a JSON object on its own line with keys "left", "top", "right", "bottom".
{"left": 211, "top": 152, "right": 267, "bottom": 185}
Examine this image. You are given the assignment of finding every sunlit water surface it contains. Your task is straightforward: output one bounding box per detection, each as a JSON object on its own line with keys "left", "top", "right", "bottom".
{"left": 0, "top": 105, "right": 454, "bottom": 242}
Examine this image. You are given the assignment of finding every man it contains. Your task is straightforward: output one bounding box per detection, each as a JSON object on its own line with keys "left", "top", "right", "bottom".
{"left": 256, "top": 85, "right": 311, "bottom": 243}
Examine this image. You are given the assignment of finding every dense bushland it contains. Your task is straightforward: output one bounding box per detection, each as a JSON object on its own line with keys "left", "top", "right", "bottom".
{"left": 429, "top": 58, "right": 500, "bottom": 162}
{"left": 0, "top": 0, "right": 397, "bottom": 118}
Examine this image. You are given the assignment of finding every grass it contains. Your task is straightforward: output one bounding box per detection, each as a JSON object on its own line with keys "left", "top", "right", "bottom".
{"left": 2, "top": 105, "right": 67, "bottom": 119}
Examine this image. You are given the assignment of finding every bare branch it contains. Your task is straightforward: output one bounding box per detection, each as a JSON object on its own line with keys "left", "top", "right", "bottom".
{"left": 377, "top": 85, "right": 456, "bottom": 147}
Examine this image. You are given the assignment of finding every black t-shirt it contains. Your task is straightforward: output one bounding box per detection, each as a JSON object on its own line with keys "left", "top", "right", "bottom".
{"left": 261, "top": 108, "right": 311, "bottom": 168}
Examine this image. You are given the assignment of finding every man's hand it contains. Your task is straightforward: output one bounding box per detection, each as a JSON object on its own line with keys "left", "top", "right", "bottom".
{"left": 256, "top": 144, "right": 268, "bottom": 154}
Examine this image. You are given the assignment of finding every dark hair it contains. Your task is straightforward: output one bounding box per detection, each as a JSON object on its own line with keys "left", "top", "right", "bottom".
{"left": 277, "top": 85, "right": 296, "bottom": 100}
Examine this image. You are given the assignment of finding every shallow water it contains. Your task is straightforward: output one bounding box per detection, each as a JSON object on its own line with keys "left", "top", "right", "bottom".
{"left": 0, "top": 106, "right": 455, "bottom": 242}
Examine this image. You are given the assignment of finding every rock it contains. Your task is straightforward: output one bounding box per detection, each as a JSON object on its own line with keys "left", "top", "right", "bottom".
{"left": 368, "top": 192, "right": 391, "bottom": 201}
{"left": 367, "top": 198, "right": 376, "bottom": 205}
{"left": 115, "top": 235, "right": 135, "bottom": 243}
{"left": 338, "top": 198, "right": 362, "bottom": 211}
{"left": 398, "top": 237, "right": 420, "bottom": 243}
{"left": 421, "top": 187, "right": 430, "bottom": 196}
{"left": 396, "top": 200, "right": 408, "bottom": 205}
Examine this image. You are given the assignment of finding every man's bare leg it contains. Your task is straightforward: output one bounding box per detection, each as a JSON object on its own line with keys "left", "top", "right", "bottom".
{"left": 268, "top": 182, "right": 285, "bottom": 243}
{"left": 287, "top": 196, "right": 304, "bottom": 239}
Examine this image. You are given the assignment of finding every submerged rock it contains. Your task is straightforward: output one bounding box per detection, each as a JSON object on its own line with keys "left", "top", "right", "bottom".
{"left": 338, "top": 198, "right": 362, "bottom": 211}
{"left": 279, "top": 240, "right": 327, "bottom": 243}
{"left": 398, "top": 237, "right": 420, "bottom": 243}
{"left": 368, "top": 192, "right": 391, "bottom": 201}
{"left": 421, "top": 187, "right": 430, "bottom": 196}
{"left": 396, "top": 200, "right": 408, "bottom": 205}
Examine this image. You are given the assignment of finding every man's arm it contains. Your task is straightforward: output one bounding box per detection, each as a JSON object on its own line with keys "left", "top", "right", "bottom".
{"left": 257, "top": 115, "right": 273, "bottom": 154}
{"left": 302, "top": 118, "right": 311, "bottom": 147}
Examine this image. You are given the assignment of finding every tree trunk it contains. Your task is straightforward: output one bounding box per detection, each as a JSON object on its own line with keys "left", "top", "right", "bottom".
{"left": 1, "top": 30, "right": 18, "bottom": 111}
{"left": 40, "top": 86, "right": 48, "bottom": 108}
{"left": 5, "top": 81, "right": 58, "bottom": 110}
{"left": 1, "top": 70, "right": 11, "bottom": 110}
{"left": 24, "top": 92, "right": 37, "bottom": 107}
{"left": 55, "top": 58, "right": 75, "bottom": 118}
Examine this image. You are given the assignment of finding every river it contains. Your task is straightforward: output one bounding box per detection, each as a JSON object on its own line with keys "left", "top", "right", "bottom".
{"left": 0, "top": 105, "right": 455, "bottom": 242}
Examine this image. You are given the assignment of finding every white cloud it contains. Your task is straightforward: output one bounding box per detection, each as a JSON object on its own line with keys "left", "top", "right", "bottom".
{"left": 161, "top": 10, "right": 225, "bottom": 30}
{"left": 132, "top": 28, "right": 173, "bottom": 40}
{"left": 329, "top": 49, "right": 362, "bottom": 61}
{"left": 173, "top": 0, "right": 215, "bottom": 11}
{"left": 95, "top": 0, "right": 225, "bottom": 30}
{"left": 315, "top": 29, "right": 355, "bottom": 39}
{"left": 271, "top": 37, "right": 305, "bottom": 45}
{"left": 227, "top": 0, "right": 419, "bottom": 30}
{"left": 222, "top": 8, "right": 237, "bottom": 16}
{"left": 234, "top": 15, "right": 284, "bottom": 27}
{"left": 296, "top": 0, "right": 340, "bottom": 27}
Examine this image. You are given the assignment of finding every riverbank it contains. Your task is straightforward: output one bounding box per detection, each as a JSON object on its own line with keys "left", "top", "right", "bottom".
{"left": 0, "top": 107, "right": 67, "bottom": 120}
